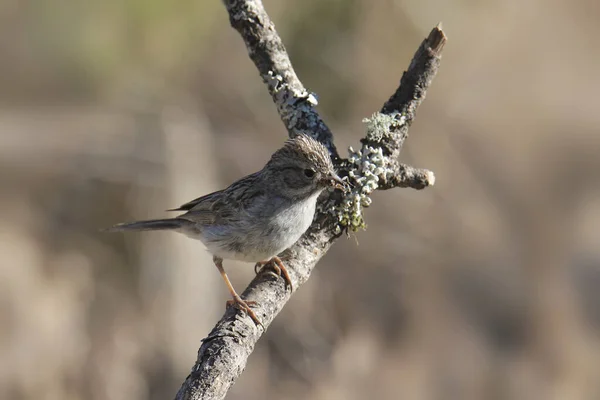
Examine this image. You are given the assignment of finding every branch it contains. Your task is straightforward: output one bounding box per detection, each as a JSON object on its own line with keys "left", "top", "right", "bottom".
{"left": 225, "top": 0, "right": 338, "bottom": 158}
{"left": 378, "top": 162, "right": 436, "bottom": 190}
{"left": 175, "top": 4, "right": 445, "bottom": 399}
{"left": 352, "top": 24, "right": 445, "bottom": 165}
{"left": 332, "top": 25, "right": 444, "bottom": 232}
{"left": 375, "top": 24, "right": 446, "bottom": 158}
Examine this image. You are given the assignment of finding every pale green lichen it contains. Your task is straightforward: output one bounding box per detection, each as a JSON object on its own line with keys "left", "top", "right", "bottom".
{"left": 363, "top": 112, "right": 406, "bottom": 142}
{"left": 333, "top": 145, "right": 386, "bottom": 232}
{"left": 320, "top": 113, "right": 406, "bottom": 234}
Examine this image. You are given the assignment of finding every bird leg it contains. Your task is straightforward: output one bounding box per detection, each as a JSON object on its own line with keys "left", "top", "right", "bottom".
{"left": 213, "top": 256, "right": 262, "bottom": 327}
{"left": 254, "top": 256, "right": 293, "bottom": 291}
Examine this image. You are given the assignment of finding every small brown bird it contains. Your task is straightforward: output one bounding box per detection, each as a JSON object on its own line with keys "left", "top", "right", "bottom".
{"left": 107, "top": 135, "right": 345, "bottom": 326}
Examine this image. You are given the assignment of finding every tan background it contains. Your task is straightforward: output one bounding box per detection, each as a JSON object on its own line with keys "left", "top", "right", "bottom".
{"left": 1, "top": 0, "right": 600, "bottom": 399}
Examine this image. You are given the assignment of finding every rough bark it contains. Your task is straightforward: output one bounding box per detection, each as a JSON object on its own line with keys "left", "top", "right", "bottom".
{"left": 175, "top": 2, "right": 446, "bottom": 399}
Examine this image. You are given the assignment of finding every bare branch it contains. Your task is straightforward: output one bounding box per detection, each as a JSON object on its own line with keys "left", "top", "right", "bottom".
{"left": 378, "top": 161, "right": 436, "bottom": 190}
{"left": 175, "top": 4, "right": 445, "bottom": 400}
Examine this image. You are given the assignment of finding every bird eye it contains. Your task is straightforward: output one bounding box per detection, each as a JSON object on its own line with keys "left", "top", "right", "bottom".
{"left": 303, "top": 169, "right": 316, "bottom": 178}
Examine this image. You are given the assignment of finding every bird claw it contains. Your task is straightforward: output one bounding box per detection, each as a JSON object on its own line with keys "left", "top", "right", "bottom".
{"left": 254, "top": 261, "right": 281, "bottom": 276}
{"left": 226, "top": 297, "right": 263, "bottom": 327}
{"left": 254, "top": 262, "right": 264, "bottom": 275}
{"left": 255, "top": 257, "right": 293, "bottom": 291}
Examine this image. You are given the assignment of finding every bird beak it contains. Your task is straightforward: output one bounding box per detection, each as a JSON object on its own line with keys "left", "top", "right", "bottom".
{"left": 328, "top": 173, "right": 348, "bottom": 192}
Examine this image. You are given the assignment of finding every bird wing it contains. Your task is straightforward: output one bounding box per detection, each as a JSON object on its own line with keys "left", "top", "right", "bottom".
{"left": 171, "top": 171, "right": 263, "bottom": 226}
{"left": 167, "top": 190, "right": 224, "bottom": 212}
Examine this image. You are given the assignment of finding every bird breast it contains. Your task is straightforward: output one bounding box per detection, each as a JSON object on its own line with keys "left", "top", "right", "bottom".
{"left": 198, "top": 191, "right": 320, "bottom": 263}
{"left": 268, "top": 192, "right": 319, "bottom": 249}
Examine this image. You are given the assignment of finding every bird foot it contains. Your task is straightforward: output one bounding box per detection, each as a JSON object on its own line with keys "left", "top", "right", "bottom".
{"left": 226, "top": 296, "right": 263, "bottom": 327}
{"left": 254, "top": 257, "right": 293, "bottom": 291}
{"left": 254, "top": 261, "right": 275, "bottom": 275}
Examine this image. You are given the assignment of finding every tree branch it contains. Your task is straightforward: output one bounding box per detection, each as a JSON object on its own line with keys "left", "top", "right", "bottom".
{"left": 175, "top": 4, "right": 445, "bottom": 399}
{"left": 378, "top": 162, "right": 436, "bottom": 190}
{"left": 224, "top": 0, "right": 338, "bottom": 158}
{"left": 362, "top": 24, "right": 446, "bottom": 160}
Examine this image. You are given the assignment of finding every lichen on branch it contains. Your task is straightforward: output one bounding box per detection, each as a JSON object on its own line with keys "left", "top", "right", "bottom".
{"left": 327, "top": 113, "right": 408, "bottom": 232}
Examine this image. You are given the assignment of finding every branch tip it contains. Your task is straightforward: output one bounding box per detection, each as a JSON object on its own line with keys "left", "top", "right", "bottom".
{"left": 377, "top": 163, "right": 436, "bottom": 191}
{"left": 427, "top": 24, "right": 447, "bottom": 53}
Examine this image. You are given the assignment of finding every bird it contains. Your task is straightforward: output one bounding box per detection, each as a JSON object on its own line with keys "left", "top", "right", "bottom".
{"left": 107, "top": 134, "right": 345, "bottom": 326}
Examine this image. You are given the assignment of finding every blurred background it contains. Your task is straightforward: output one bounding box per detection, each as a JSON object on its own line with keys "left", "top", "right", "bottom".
{"left": 2, "top": 0, "right": 600, "bottom": 399}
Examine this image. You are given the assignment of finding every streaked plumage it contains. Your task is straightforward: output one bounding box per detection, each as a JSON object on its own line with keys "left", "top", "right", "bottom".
{"left": 107, "top": 134, "right": 344, "bottom": 326}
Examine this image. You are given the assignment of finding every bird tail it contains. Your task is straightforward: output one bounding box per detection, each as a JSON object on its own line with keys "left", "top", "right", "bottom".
{"left": 104, "top": 218, "right": 191, "bottom": 232}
